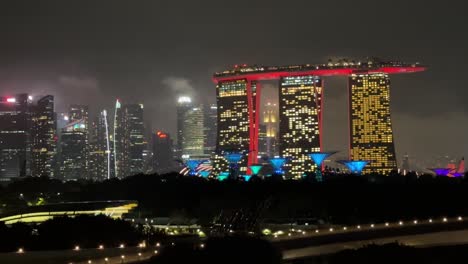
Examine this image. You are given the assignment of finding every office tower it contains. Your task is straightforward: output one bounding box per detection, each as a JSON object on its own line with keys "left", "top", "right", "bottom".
{"left": 349, "top": 73, "right": 397, "bottom": 174}
{"left": 182, "top": 105, "right": 205, "bottom": 158}
{"left": 176, "top": 96, "right": 193, "bottom": 158}
{"left": 89, "top": 110, "right": 113, "bottom": 180}
{"left": 152, "top": 131, "right": 174, "bottom": 174}
{"left": 60, "top": 118, "right": 88, "bottom": 181}
{"left": 113, "top": 100, "right": 145, "bottom": 178}
{"left": 279, "top": 76, "right": 322, "bottom": 179}
{"left": 59, "top": 105, "right": 89, "bottom": 181}
{"left": 31, "top": 95, "right": 56, "bottom": 177}
{"left": 0, "top": 94, "right": 32, "bottom": 181}
{"left": 204, "top": 104, "right": 217, "bottom": 155}
{"left": 213, "top": 79, "right": 259, "bottom": 175}
{"left": 126, "top": 104, "right": 145, "bottom": 175}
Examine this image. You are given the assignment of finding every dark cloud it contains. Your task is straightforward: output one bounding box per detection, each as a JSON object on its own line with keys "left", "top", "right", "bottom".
{"left": 0, "top": 0, "right": 467, "bottom": 166}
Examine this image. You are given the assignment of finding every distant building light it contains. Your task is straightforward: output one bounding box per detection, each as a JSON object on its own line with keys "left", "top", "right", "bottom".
{"left": 28, "top": 96, "right": 33, "bottom": 101}
{"left": 64, "top": 116, "right": 69, "bottom": 121}
{"left": 6, "top": 97, "right": 16, "bottom": 103}
{"left": 178, "top": 96, "right": 192, "bottom": 103}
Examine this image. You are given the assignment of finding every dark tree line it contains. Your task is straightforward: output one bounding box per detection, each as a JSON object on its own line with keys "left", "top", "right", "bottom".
{"left": 2, "top": 172, "right": 468, "bottom": 229}
{"left": 0, "top": 215, "right": 142, "bottom": 252}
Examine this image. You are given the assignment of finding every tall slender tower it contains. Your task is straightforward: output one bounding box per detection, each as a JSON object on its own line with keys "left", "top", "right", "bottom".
{"left": 279, "top": 76, "right": 322, "bottom": 179}
{"left": 0, "top": 94, "right": 32, "bottom": 181}
{"left": 213, "top": 79, "right": 259, "bottom": 175}
{"left": 349, "top": 73, "right": 397, "bottom": 174}
{"left": 31, "top": 95, "right": 56, "bottom": 177}
{"left": 113, "top": 100, "right": 145, "bottom": 178}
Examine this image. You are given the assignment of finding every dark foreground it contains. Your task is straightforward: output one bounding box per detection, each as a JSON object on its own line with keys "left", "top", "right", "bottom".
{"left": 286, "top": 243, "right": 468, "bottom": 264}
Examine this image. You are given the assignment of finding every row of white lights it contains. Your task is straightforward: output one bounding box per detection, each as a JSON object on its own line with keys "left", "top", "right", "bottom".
{"left": 273, "top": 216, "right": 464, "bottom": 238}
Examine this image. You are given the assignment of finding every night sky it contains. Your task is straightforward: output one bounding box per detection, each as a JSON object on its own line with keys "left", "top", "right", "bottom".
{"left": 0, "top": 1, "right": 466, "bottom": 169}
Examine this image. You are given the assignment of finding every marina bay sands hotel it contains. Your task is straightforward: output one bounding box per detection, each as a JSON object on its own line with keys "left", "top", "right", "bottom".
{"left": 212, "top": 59, "right": 426, "bottom": 179}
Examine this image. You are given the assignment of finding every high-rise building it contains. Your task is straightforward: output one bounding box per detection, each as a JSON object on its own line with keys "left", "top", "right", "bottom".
{"left": 349, "top": 73, "right": 397, "bottom": 174}
{"left": 60, "top": 119, "right": 88, "bottom": 181}
{"left": 279, "top": 76, "right": 322, "bottom": 179}
{"left": 126, "top": 104, "right": 145, "bottom": 176}
{"left": 59, "top": 105, "right": 89, "bottom": 181}
{"left": 89, "top": 110, "right": 113, "bottom": 181}
{"left": 213, "top": 60, "right": 425, "bottom": 178}
{"left": 204, "top": 104, "right": 217, "bottom": 155}
{"left": 152, "top": 131, "right": 174, "bottom": 174}
{"left": 0, "top": 94, "right": 32, "bottom": 181}
{"left": 213, "top": 79, "right": 259, "bottom": 175}
{"left": 182, "top": 106, "right": 205, "bottom": 158}
{"left": 113, "top": 100, "right": 145, "bottom": 178}
{"left": 31, "top": 95, "right": 56, "bottom": 177}
{"left": 176, "top": 96, "right": 193, "bottom": 158}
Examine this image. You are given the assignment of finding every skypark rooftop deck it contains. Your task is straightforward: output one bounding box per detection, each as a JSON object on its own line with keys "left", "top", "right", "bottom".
{"left": 213, "top": 59, "right": 426, "bottom": 82}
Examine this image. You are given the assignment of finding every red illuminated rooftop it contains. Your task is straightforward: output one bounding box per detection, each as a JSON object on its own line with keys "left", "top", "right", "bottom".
{"left": 213, "top": 58, "right": 426, "bottom": 83}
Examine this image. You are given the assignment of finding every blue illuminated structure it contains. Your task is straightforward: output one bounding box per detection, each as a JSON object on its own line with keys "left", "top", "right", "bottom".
{"left": 218, "top": 172, "right": 230, "bottom": 181}
{"left": 224, "top": 153, "right": 243, "bottom": 164}
{"left": 199, "top": 171, "right": 210, "bottom": 178}
{"left": 243, "top": 175, "right": 252, "bottom": 182}
{"left": 429, "top": 168, "right": 452, "bottom": 176}
{"left": 308, "top": 152, "right": 337, "bottom": 182}
{"left": 224, "top": 152, "right": 243, "bottom": 179}
{"left": 339, "top": 160, "right": 369, "bottom": 175}
{"left": 249, "top": 164, "right": 263, "bottom": 176}
{"left": 270, "top": 157, "right": 286, "bottom": 175}
{"left": 185, "top": 159, "right": 203, "bottom": 176}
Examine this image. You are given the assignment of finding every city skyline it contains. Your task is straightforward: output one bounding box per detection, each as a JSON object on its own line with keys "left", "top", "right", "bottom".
{"left": 0, "top": 1, "right": 467, "bottom": 167}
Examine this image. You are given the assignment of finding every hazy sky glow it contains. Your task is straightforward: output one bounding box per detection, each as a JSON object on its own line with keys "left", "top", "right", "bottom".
{"left": 0, "top": 0, "right": 467, "bottom": 168}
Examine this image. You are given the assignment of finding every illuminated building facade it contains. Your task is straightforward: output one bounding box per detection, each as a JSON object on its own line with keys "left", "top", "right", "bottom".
{"left": 349, "top": 73, "right": 397, "bottom": 174}
{"left": 204, "top": 104, "right": 217, "bottom": 155}
{"left": 213, "top": 60, "right": 425, "bottom": 177}
{"left": 176, "top": 96, "right": 192, "bottom": 159}
{"left": 113, "top": 100, "right": 145, "bottom": 178}
{"left": 213, "top": 79, "right": 259, "bottom": 175}
{"left": 0, "top": 94, "right": 32, "bottom": 181}
{"left": 279, "top": 76, "right": 322, "bottom": 179}
{"left": 60, "top": 119, "right": 88, "bottom": 181}
{"left": 182, "top": 105, "right": 205, "bottom": 158}
{"left": 152, "top": 131, "right": 174, "bottom": 173}
{"left": 89, "top": 110, "right": 113, "bottom": 180}
{"left": 125, "top": 104, "right": 145, "bottom": 176}
{"left": 31, "top": 95, "right": 56, "bottom": 177}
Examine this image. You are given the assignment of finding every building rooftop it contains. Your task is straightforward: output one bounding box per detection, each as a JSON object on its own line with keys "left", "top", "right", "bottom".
{"left": 213, "top": 59, "right": 426, "bottom": 82}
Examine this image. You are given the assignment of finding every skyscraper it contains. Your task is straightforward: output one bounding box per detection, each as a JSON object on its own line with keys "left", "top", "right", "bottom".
{"left": 279, "top": 76, "right": 322, "bottom": 179}
{"left": 204, "top": 104, "right": 217, "bottom": 155}
{"left": 0, "top": 94, "right": 32, "bottom": 181}
{"left": 126, "top": 104, "right": 145, "bottom": 176}
{"left": 152, "top": 131, "right": 174, "bottom": 174}
{"left": 113, "top": 100, "right": 145, "bottom": 178}
{"left": 182, "top": 106, "right": 205, "bottom": 158}
{"left": 60, "top": 118, "right": 88, "bottom": 181}
{"left": 176, "top": 96, "right": 192, "bottom": 158}
{"left": 213, "top": 79, "right": 259, "bottom": 175}
{"left": 31, "top": 95, "right": 56, "bottom": 177}
{"left": 89, "top": 110, "right": 113, "bottom": 180}
{"left": 349, "top": 73, "right": 397, "bottom": 174}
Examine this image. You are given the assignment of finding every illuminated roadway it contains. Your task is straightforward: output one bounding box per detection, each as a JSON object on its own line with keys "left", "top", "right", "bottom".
{"left": 271, "top": 216, "right": 468, "bottom": 261}
{"left": 2, "top": 216, "right": 466, "bottom": 263}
